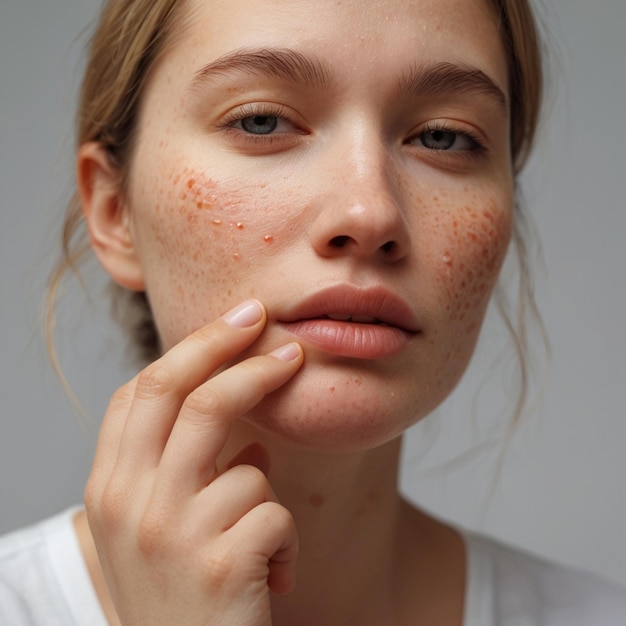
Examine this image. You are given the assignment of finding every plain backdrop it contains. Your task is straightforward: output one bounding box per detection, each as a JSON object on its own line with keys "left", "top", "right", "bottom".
{"left": 1, "top": 0, "right": 625, "bottom": 587}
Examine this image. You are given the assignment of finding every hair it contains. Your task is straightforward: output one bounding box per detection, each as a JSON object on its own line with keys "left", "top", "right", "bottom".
{"left": 47, "top": 0, "right": 545, "bottom": 416}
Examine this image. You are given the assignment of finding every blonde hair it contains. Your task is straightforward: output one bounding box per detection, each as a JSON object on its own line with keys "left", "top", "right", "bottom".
{"left": 47, "top": 0, "right": 545, "bottom": 405}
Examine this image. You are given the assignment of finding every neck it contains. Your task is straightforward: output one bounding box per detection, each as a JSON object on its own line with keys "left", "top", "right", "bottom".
{"left": 220, "top": 423, "right": 407, "bottom": 626}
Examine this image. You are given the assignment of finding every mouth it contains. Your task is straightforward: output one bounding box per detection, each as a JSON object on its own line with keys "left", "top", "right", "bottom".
{"left": 317, "top": 314, "right": 389, "bottom": 325}
{"left": 277, "top": 285, "right": 421, "bottom": 359}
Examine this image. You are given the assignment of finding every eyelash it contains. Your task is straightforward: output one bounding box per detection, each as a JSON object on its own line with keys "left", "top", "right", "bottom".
{"left": 409, "top": 121, "right": 488, "bottom": 157}
{"left": 218, "top": 105, "right": 488, "bottom": 160}
{"left": 219, "top": 104, "right": 302, "bottom": 145}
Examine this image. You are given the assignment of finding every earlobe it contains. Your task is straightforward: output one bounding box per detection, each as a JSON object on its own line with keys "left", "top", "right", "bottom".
{"left": 77, "top": 142, "right": 145, "bottom": 291}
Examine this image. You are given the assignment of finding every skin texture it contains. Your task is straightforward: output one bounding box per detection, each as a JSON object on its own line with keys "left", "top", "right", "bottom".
{"left": 78, "top": 0, "right": 514, "bottom": 624}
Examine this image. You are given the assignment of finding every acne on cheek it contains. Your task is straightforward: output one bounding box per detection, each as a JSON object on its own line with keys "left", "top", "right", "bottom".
{"left": 140, "top": 167, "right": 289, "bottom": 342}
{"left": 172, "top": 169, "right": 279, "bottom": 248}
{"left": 432, "top": 193, "right": 512, "bottom": 331}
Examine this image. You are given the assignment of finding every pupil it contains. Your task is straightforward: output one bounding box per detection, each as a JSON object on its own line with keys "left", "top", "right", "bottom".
{"left": 423, "top": 129, "right": 455, "bottom": 150}
{"left": 242, "top": 115, "right": 278, "bottom": 135}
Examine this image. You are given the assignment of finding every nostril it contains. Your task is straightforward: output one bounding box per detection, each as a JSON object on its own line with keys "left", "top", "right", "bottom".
{"left": 329, "top": 235, "right": 350, "bottom": 248}
{"left": 381, "top": 241, "right": 396, "bottom": 253}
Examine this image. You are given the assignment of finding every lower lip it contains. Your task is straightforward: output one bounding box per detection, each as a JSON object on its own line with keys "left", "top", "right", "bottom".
{"left": 280, "top": 319, "right": 415, "bottom": 359}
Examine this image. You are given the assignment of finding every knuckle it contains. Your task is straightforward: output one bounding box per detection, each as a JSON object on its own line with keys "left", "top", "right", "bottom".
{"left": 136, "top": 508, "right": 173, "bottom": 556}
{"left": 201, "top": 548, "right": 238, "bottom": 591}
{"left": 182, "top": 386, "right": 227, "bottom": 425}
{"left": 107, "top": 383, "right": 134, "bottom": 411}
{"left": 262, "top": 502, "right": 295, "bottom": 534}
{"left": 233, "top": 464, "right": 268, "bottom": 496}
{"left": 135, "top": 361, "right": 176, "bottom": 400}
{"left": 97, "top": 478, "right": 129, "bottom": 529}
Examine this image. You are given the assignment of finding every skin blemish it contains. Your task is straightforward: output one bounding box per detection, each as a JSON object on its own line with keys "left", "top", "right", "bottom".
{"left": 264, "top": 235, "right": 274, "bottom": 243}
{"left": 233, "top": 253, "right": 241, "bottom": 260}
{"left": 212, "top": 219, "right": 222, "bottom": 226}
{"left": 236, "top": 222, "right": 244, "bottom": 229}
{"left": 309, "top": 494, "right": 326, "bottom": 508}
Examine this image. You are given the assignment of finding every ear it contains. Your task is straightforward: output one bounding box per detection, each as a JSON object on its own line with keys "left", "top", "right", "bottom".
{"left": 77, "top": 142, "right": 145, "bottom": 291}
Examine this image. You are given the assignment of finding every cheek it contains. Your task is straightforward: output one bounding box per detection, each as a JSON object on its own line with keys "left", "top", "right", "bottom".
{"left": 131, "top": 168, "right": 283, "bottom": 346}
{"left": 437, "top": 193, "right": 512, "bottom": 331}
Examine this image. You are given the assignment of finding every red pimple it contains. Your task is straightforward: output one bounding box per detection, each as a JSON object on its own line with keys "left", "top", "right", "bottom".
{"left": 309, "top": 494, "right": 325, "bottom": 508}
{"left": 263, "top": 235, "right": 274, "bottom": 243}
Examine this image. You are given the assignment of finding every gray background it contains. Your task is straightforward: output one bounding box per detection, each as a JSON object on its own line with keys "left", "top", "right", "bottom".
{"left": 1, "top": 0, "right": 625, "bottom": 586}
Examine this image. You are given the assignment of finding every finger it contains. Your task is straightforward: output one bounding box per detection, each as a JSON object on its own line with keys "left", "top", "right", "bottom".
{"left": 187, "top": 463, "right": 279, "bottom": 536}
{"left": 115, "top": 300, "right": 267, "bottom": 476}
{"left": 88, "top": 375, "right": 138, "bottom": 487}
{"left": 227, "top": 501, "right": 299, "bottom": 595}
{"left": 155, "top": 343, "right": 303, "bottom": 497}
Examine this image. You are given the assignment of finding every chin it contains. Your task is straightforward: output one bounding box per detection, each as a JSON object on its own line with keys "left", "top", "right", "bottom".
{"left": 241, "top": 360, "right": 450, "bottom": 453}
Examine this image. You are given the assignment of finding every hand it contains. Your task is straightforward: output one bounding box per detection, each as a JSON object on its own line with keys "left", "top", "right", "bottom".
{"left": 84, "top": 300, "right": 303, "bottom": 626}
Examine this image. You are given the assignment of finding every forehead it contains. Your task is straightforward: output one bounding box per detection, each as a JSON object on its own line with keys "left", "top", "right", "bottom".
{"left": 158, "top": 0, "right": 508, "bottom": 94}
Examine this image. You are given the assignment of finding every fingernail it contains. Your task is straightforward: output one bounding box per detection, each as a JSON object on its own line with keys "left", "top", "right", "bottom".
{"left": 222, "top": 300, "right": 263, "bottom": 328}
{"left": 269, "top": 343, "right": 301, "bottom": 362}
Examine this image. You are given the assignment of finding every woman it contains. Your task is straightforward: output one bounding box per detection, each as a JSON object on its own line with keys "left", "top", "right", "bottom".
{"left": 1, "top": 0, "right": 625, "bottom": 624}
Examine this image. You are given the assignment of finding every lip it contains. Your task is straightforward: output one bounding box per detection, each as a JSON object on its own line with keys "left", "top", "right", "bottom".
{"left": 277, "top": 285, "right": 421, "bottom": 359}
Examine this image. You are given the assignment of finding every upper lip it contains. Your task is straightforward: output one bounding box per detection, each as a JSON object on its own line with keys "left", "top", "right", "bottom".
{"left": 277, "top": 285, "right": 421, "bottom": 333}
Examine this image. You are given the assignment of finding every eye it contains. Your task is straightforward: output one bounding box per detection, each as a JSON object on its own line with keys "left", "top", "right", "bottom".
{"left": 239, "top": 115, "right": 280, "bottom": 135}
{"left": 227, "top": 105, "right": 299, "bottom": 136}
{"left": 416, "top": 128, "right": 477, "bottom": 151}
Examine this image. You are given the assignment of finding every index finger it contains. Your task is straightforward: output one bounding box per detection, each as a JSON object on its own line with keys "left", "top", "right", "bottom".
{"left": 155, "top": 342, "right": 304, "bottom": 497}
{"left": 101, "top": 300, "right": 268, "bottom": 479}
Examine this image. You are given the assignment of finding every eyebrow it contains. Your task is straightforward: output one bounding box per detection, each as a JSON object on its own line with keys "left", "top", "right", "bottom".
{"left": 397, "top": 62, "right": 508, "bottom": 111}
{"left": 190, "top": 47, "right": 332, "bottom": 91}
{"left": 189, "top": 48, "right": 507, "bottom": 113}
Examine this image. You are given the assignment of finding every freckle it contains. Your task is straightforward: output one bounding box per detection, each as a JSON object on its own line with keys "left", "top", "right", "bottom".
{"left": 309, "top": 494, "right": 325, "bottom": 508}
{"left": 187, "top": 178, "right": 195, "bottom": 189}
{"left": 329, "top": 386, "right": 336, "bottom": 393}
{"left": 264, "top": 235, "right": 274, "bottom": 243}
{"left": 367, "top": 489, "right": 380, "bottom": 502}
{"left": 180, "top": 192, "right": 187, "bottom": 200}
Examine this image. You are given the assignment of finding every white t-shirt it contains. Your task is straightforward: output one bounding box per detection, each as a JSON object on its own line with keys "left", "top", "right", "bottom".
{"left": 1, "top": 508, "right": 625, "bottom": 625}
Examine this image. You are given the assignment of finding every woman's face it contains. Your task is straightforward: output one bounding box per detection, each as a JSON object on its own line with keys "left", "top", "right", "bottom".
{"left": 122, "top": 0, "right": 513, "bottom": 450}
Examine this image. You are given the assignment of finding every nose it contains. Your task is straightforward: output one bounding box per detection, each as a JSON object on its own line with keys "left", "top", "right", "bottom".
{"left": 310, "top": 142, "right": 411, "bottom": 264}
